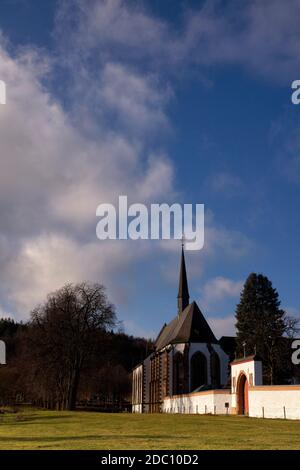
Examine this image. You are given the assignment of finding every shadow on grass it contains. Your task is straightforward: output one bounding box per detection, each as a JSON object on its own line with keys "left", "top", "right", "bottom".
{"left": 2, "top": 414, "right": 76, "bottom": 424}
{"left": 0, "top": 434, "right": 189, "bottom": 443}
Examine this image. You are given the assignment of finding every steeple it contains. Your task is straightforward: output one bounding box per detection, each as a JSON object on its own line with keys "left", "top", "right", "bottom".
{"left": 177, "top": 244, "right": 190, "bottom": 314}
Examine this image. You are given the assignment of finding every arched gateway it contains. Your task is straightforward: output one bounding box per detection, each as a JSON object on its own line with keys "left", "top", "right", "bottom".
{"left": 237, "top": 373, "right": 249, "bottom": 415}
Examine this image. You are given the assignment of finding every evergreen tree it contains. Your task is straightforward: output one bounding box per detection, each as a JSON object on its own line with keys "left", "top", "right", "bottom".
{"left": 235, "top": 273, "right": 289, "bottom": 384}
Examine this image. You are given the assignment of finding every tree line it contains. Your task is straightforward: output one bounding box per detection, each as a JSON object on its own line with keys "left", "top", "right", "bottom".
{"left": 0, "top": 272, "right": 299, "bottom": 410}
{"left": 0, "top": 282, "right": 153, "bottom": 410}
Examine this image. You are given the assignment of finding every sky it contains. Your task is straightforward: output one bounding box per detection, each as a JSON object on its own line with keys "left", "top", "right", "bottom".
{"left": 1, "top": 0, "right": 300, "bottom": 339}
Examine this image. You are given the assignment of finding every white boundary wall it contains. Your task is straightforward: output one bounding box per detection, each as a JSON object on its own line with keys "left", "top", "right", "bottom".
{"left": 163, "top": 385, "right": 300, "bottom": 419}
{"left": 133, "top": 355, "right": 300, "bottom": 420}
{"left": 163, "top": 390, "right": 232, "bottom": 415}
{"left": 249, "top": 386, "right": 300, "bottom": 420}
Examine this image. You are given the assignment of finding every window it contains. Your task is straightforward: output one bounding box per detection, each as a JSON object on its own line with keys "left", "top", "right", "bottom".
{"left": 173, "top": 352, "right": 184, "bottom": 395}
{"left": 210, "top": 352, "right": 221, "bottom": 387}
{"left": 190, "top": 351, "right": 207, "bottom": 391}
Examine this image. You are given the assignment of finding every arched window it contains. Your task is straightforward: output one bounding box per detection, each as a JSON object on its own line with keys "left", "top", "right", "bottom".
{"left": 190, "top": 352, "right": 207, "bottom": 391}
{"left": 210, "top": 352, "right": 221, "bottom": 387}
{"left": 173, "top": 352, "right": 184, "bottom": 395}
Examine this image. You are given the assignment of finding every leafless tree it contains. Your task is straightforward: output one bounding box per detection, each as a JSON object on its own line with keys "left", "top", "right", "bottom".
{"left": 29, "top": 282, "right": 116, "bottom": 410}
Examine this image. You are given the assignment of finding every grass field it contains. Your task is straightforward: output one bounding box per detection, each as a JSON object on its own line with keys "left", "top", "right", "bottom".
{"left": 0, "top": 408, "right": 300, "bottom": 450}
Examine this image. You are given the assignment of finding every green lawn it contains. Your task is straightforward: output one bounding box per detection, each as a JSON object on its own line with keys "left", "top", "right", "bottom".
{"left": 0, "top": 408, "right": 300, "bottom": 449}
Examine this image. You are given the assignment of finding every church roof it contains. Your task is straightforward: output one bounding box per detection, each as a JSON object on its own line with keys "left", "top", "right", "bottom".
{"left": 155, "top": 301, "right": 218, "bottom": 350}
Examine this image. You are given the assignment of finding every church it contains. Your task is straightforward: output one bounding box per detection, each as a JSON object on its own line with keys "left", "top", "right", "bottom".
{"left": 132, "top": 248, "right": 300, "bottom": 419}
{"left": 132, "top": 247, "right": 230, "bottom": 414}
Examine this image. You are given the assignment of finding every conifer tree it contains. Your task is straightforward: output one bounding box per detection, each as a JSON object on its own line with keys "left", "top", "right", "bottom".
{"left": 235, "top": 273, "right": 289, "bottom": 384}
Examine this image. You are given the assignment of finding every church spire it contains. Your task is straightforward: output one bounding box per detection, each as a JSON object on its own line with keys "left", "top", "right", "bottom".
{"left": 177, "top": 243, "right": 190, "bottom": 314}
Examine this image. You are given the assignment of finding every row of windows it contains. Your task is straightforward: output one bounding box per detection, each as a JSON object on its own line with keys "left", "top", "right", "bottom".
{"left": 173, "top": 351, "right": 221, "bottom": 395}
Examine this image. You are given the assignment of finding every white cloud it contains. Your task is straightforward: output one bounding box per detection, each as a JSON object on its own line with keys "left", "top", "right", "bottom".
{"left": 182, "top": 0, "right": 300, "bottom": 82}
{"left": 199, "top": 276, "right": 243, "bottom": 315}
{"left": 0, "top": 1, "right": 260, "bottom": 330}
{"left": 0, "top": 39, "right": 174, "bottom": 320}
{"left": 202, "top": 276, "right": 243, "bottom": 303}
{"left": 56, "top": 0, "right": 300, "bottom": 83}
{"left": 122, "top": 319, "right": 156, "bottom": 341}
{"left": 3, "top": 233, "right": 144, "bottom": 317}
{"left": 99, "top": 62, "right": 171, "bottom": 136}
{"left": 209, "top": 172, "right": 244, "bottom": 195}
{"left": 207, "top": 315, "right": 236, "bottom": 338}
{"left": 205, "top": 225, "right": 253, "bottom": 260}
{"left": 54, "top": 0, "right": 176, "bottom": 67}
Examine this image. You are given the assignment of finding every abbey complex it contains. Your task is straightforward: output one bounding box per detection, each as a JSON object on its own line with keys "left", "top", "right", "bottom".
{"left": 132, "top": 249, "right": 300, "bottom": 419}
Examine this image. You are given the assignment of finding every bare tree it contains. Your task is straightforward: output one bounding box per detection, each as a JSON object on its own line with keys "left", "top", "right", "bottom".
{"left": 284, "top": 315, "right": 300, "bottom": 338}
{"left": 30, "top": 282, "right": 116, "bottom": 410}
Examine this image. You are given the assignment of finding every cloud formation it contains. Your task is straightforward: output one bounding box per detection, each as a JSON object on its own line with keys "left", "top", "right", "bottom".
{"left": 55, "top": 0, "right": 300, "bottom": 83}
{"left": 201, "top": 276, "right": 243, "bottom": 311}
{"left": 207, "top": 314, "right": 236, "bottom": 338}
{"left": 0, "top": 38, "right": 174, "bottom": 320}
{"left": 2, "top": 0, "right": 287, "bottom": 334}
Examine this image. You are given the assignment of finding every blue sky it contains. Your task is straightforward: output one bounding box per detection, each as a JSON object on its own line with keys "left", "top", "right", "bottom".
{"left": 1, "top": 0, "right": 300, "bottom": 339}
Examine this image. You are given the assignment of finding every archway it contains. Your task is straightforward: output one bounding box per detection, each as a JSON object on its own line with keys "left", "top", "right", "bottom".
{"left": 237, "top": 373, "right": 249, "bottom": 415}
{"left": 190, "top": 352, "right": 207, "bottom": 391}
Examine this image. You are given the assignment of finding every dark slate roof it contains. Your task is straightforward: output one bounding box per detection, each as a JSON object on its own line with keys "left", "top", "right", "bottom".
{"left": 155, "top": 301, "right": 218, "bottom": 350}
